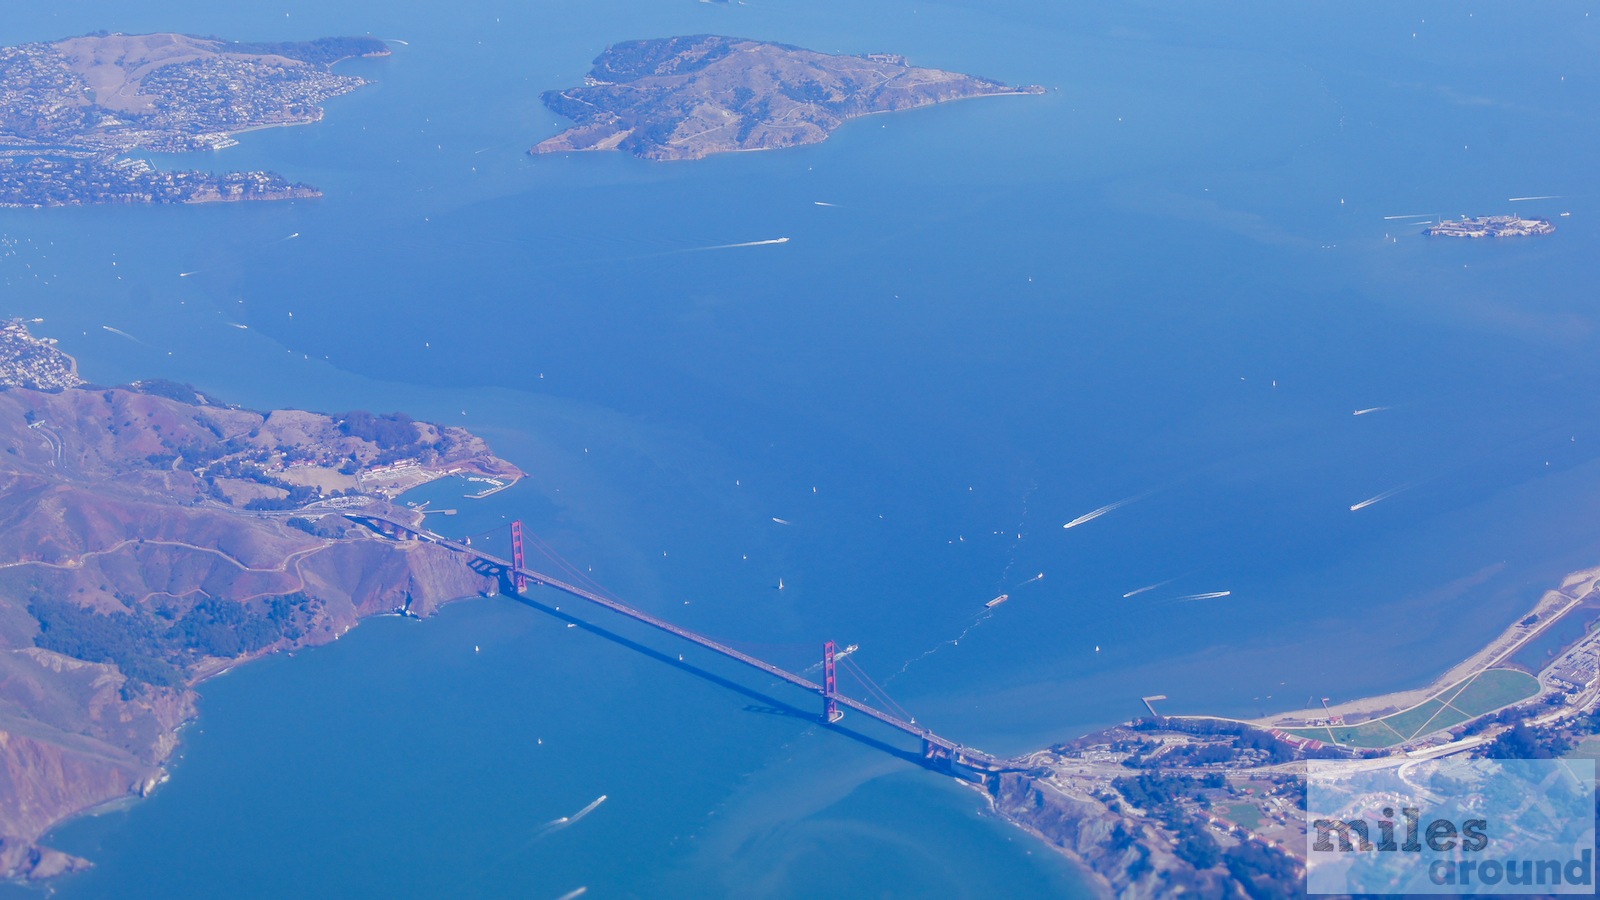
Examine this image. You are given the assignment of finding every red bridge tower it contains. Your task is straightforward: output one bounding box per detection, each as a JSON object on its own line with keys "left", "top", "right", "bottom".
{"left": 510, "top": 520, "right": 527, "bottom": 592}
{"left": 823, "top": 641, "right": 843, "bottom": 723}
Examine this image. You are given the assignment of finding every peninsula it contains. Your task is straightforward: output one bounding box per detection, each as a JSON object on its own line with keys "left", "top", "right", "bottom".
{"left": 11, "top": 307, "right": 1587, "bottom": 894}
{"left": 532, "top": 35, "right": 1044, "bottom": 161}
{"left": 0, "top": 32, "right": 388, "bottom": 207}
{"left": 981, "top": 566, "right": 1600, "bottom": 899}
{"left": 0, "top": 322, "right": 520, "bottom": 878}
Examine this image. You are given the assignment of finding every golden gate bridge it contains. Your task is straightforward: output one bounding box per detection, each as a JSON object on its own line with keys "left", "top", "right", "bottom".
{"left": 344, "top": 511, "right": 1014, "bottom": 780}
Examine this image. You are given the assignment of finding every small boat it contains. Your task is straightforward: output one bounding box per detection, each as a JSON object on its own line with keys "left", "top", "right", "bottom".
{"left": 986, "top": 594, "right": 1009, "bottom": 608}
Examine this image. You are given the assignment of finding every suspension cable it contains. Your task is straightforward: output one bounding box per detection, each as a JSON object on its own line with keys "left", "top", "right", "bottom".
{"left": 840, "top": 655, "right": 916, "bottom": 723}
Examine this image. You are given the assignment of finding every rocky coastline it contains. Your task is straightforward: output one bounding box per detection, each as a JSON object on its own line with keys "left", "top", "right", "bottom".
{"left": 0, "top": 325, "right": 523, "bottom": 879}
{"left": 534, "top": 35, "right": 1044, "bottom": 161}
{"left": 0, "top": 31, "right": 385, "bottom": 206}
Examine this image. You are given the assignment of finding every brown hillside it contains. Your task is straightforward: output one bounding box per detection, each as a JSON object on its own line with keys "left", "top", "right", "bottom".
{"left": 0, "top": 384, "right": 522, "bottom": 878}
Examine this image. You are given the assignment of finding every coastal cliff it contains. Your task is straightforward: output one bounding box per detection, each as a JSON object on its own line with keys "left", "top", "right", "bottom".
{"left": 0, "top": 326, "right": 523, "bottom": 878}
{"left": 993, "top": 773, "right": 1234, "bottom": 899}
{"left": 985, "top": 719, "right": 1316, "bottom": 900}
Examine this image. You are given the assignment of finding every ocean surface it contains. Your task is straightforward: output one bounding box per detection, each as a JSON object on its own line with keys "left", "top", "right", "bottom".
{"left": 2, "top": 0, "right": 1598, "bottom": 896}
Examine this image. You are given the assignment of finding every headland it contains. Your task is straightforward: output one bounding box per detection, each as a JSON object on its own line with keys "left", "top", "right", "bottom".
{"left": 0, "top": 32, "right": 388, "bottom": 207}
{"left": 0, "top": 321, "right": 520, "bottom": 878}
{"left": 532, "top": 35, "right": 1044, "bottom": 161}
{"left": 982, "top": 563, "right": 1600, "bottom": 899}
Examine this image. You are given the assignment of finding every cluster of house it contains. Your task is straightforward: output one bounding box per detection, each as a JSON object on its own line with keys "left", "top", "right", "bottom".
{"left": 1427, "top": 214, "right": 1556, "bottom": 238}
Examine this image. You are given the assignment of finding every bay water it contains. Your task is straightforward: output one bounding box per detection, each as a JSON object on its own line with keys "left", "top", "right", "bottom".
{"left": 2, "top": 0, "right": 1598, "bottom": 896}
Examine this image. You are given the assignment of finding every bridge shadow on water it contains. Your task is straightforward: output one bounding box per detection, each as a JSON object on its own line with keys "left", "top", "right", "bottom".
{"left": 491, "top": 573, "right": 928, "bottom": 771}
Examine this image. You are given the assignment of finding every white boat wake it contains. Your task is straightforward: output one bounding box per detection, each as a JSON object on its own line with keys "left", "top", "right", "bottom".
{"left": 1351, "top": 484, "right": 1409, "bottom": 511}
{"left": 693, "top": 237, "right": 790, "bottom": 251}
{"left": 566, "top": 795, "right": 607, "bottom": 824}
{"left": 1063, "top": 488, "right": 1156, "bottom": 529}
{"left": 1174, "top": 591, "right": 1231, "bottom": 601}
{"left": 533, "top": 795, "right": 608, "bottom": 840}
{"left": 1123, "top": 578, "right": 1176, "bottom": 598}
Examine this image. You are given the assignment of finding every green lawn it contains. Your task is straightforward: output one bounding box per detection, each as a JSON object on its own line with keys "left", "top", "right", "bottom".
{"left": 1381, "top": 698, "right": 1460, "bottom": 739}
{"left": 1450, "top": 669, "right": 1540, "bottom": 717}
{"left": 1281, "top": 669, "right": 1540, "bottom": 749}
{"left": 1215, "top": 803, "right": 1262, "bottom": 831}
{"left": 1289, "top": 719, "right": 1406, "bottom": 749}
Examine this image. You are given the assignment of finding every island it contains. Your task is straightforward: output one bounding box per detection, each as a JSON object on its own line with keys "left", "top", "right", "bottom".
{"left": 531, "top": 35, "right": 1044, "bottom": 161}
{"left": 979, "top": 567, "right": 1600, "bottom": 899}
{"left": 0, "top": 32, "right": 388, "bottom": 207}
{"left": 0, "top": 321, "right": 520, "bottom": 879}
{"left": 1427, "top": 214, "right": 1555, "bottom": 238}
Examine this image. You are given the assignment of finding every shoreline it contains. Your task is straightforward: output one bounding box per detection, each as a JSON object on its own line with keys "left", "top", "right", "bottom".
{"left": 978, "top": 558, "right": 1600, "bottom": 898}
{"left": 0, "top": 32, "right": 383, "bottom": 208}
{"left": 0, "top": 369, "right": 525, "bottom": 880}
{"left": 20, "top": 522, "right": 505, "bottom": 879}
{"left": 1252, "top": 563, "right": 1599, "bottom": 728}
{"left": 536, "top": 87, "right": 1048, "bottom": 159}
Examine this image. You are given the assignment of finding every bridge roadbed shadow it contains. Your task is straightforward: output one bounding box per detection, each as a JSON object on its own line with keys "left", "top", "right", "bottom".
{"left": 349, "top": 521, "right": 1008, "bottom": 779}
{"left": 496, "top": 577, "right": 927, "bottom": 770}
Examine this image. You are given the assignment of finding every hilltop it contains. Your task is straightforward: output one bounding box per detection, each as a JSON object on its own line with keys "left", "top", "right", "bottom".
{"left": 533, "top": 35, "right": 1043, "bottom": 161}
{"left": 0, "top": 32, "right": 388, "bottom": 206}
{"left": 0, "top": 324, "right": 520, "bottom": 878}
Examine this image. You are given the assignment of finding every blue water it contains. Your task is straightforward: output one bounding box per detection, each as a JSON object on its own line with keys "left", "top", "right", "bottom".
{"left": 2, "top": 0, "right": 1599, "bottom": 896}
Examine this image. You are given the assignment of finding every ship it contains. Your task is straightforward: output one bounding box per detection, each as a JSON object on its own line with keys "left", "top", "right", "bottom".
{"left": 986, "top": 593, "right": 1009, "bottom": 608}
{"left": 1426, "top": 214, "right": 1554, "bottom": 238}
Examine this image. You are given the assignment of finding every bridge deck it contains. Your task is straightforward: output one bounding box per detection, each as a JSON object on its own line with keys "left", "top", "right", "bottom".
{"left": 347, "top": 513, "right": 998, "bottom": 766}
